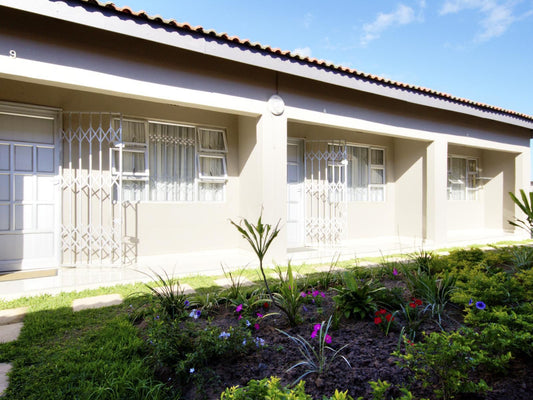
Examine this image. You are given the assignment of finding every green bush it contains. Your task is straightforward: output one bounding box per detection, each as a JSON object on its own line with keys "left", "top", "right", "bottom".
{"left": 220, "top": 376, "right": 355, "bottom": 400}
{"left": 333, "top": 273, "right": 385, "bottom": 320}
{"left": 394, "top": 329, "right": 491, "bottom": 400}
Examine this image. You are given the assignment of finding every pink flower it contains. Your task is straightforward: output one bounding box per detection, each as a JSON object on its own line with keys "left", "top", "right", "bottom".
{"left": 300, "top": 292, "right": 307, "bottom": 297}
{"left": 313, "top": 324, "right": 321, "bottom": 332}
{"left": 393, "top": 268, "right": 398, "bottom": 276}
{"left": 235, "top": 304, "right": 243, "bottom": 313}
{"left": 312, "top": 290, "right": 319, "bottom": 297}
{"left": 256, "top": 313, "right": 263, "bottom": 318}
{"left": 320, "top": 292, "right": 325, "bottom": 298}
{"left": 324, "top": 334, "right": 332, "bottom": 344}
{"left": 310, "top": 330, "right": 318, "bottom": 339}
{"left": 254, "top": 323, "right": 260, "bottom": 330}
{"left": 238, "top": 314, "right": 243, "bottom": 320}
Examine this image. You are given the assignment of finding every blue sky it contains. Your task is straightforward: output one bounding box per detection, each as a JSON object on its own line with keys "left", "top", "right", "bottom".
{"left": 115, "top": 0, "right": 533, "bottom": 117}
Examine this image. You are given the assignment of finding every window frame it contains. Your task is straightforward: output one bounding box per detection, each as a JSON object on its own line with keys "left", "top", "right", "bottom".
{"left": 447, "top": 154, "right": 479, "bottom": 201}
{"left": 346, "top": 143, "right": 386, "bottom": 202}
{"left": 112, "top": 119, "right": 228, "bottom": 202}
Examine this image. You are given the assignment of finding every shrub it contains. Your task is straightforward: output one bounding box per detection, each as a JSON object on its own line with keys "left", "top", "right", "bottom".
{"left": 144, "top": 271, "right": 193, "bottom": 321}
{"left": 394, "top": 329, "right": 491, "bottom": 400}
{"left": 333, "top": 272, "right": 385, "bottom": 320}
{"left": 272, "top": 263, "right": 305, "bottom": 326}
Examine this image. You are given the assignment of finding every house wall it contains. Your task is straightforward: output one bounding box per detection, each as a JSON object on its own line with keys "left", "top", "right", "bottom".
{"left": 0, "top": 4, "right": 531, "bottom": 265}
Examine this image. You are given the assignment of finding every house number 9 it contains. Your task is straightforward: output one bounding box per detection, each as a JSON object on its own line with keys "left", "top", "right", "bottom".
{"left": 9, "top": 50, "right": 17, "bottom": 58}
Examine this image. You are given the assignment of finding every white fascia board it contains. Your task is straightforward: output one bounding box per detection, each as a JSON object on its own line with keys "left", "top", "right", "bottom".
{"left": 3, "top": 0, "right": 533, "bottom": 130}
{"left": 285, "top": 106, "right": 529, "bottom": 153}
{"left": 0, "top": 56, "right": 265, "bottom": 116}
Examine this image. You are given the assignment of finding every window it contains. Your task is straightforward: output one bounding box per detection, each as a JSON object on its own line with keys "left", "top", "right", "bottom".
{"left": 447, "top": 156, "right": 479, "bottom": 200}
{"left": 327, "top": 144, "right": 386, "bottom": 202}
{"left": 113, "top": 120, "right": 227, "bottom": 202}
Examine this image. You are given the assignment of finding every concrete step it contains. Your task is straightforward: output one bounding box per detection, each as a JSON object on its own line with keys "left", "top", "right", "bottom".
{"left": 72, "top": 294, "right": 123, "bottom": 312}
{"left": 0, "top": 307, "right": 27, "bottom": 326}
{"left": 0, "top": 363, "right": 12, "bottom": 396}
{"left": 0, "top": 323, "right": 23, "bottom": 343}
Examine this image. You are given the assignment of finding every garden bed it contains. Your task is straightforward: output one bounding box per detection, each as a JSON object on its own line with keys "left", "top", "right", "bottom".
{"left": 137, "top": 247, "right": 533, "bottom": 400}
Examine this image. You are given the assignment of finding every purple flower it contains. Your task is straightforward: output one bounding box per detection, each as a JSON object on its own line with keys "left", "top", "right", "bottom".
{"left": 254, "top": 337, "right": 265, "bottom": 347}
{"left": 310, "top": 330, "right": 318, "bottom": 339}
{"left": 254, "top": 323, "right": 260, "bottom": 331}
{"left": 245, "top": 319, "right": 251, "bottom": 327}
{"left": 324, "top": 334, "right": 332, "bottom": 344}
{"left": 235, "top": 304, "right": 243, "bottom": 313}
{"left": 475, "top": 301, "right": 486, "bottom": 310}
{"left": 219, "top": 331, "right": 231, "bottom": 339}
{"left": 320, "top": 292, "right": 325, "bottom": 298}
{"left": 393, "top": 268, "right": 398, "bottom": 276}
{"left": 300, "top": 292, "right": 307, "bottom": 298}
{"left": 184, "top": 300, "right": 190, "bottom": 307}
{"left": 312, "top": 290, "right": 319, "bottom": 297}
{"left": 256, "top": 313, "right": 263, "bottom": 318}
{"left": 469, "top": 298, "right": 473, "bottom": 306}
{"left": 313, "top": 324, "right": 321, "bottom": 332}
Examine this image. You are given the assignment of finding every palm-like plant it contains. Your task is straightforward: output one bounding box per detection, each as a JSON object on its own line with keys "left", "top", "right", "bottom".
{"left": 230, "top": 213, "right": 288, "bottom": 314}
{"left": 508, "top": 189, "right": 533, "bottom": 238}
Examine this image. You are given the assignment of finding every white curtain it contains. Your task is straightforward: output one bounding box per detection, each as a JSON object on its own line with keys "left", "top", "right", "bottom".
{"left": 149, "top": 124, "right": 195, "bottom": 201}
{"left": 347, "top": 147, "right": 368, "bottom": 201}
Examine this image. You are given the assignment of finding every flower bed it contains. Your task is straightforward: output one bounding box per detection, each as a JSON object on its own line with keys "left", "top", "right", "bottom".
{"left": 136, "top": 246, "right": 533, "bottom": 400}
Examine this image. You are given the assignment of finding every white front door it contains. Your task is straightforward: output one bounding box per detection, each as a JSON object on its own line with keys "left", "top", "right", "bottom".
{"left": 287, "top": 139, "right": 304, "bottom": 248}
{"left": 0, "top": 107, "right": 59, "bottom": 271}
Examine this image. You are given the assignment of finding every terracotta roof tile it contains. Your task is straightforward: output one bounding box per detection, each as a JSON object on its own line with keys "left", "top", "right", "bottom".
{"left": 72, "top": 0, "right": 532, "bottom": 123}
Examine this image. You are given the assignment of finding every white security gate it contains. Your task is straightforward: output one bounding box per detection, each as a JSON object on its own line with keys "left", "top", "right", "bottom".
{"left": 0, "top": 106, "right": 60, "bottom": 271}
{"left": 61, "top": 112, "right": 124, "bottom": 266}
{"left": 304, "top": 140, "right": 347, "bottom": 246}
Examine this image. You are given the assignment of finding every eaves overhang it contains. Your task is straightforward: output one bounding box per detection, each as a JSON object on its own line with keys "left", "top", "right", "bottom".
{"left": 3, "top": 0, "right": 533, "bottom": 130}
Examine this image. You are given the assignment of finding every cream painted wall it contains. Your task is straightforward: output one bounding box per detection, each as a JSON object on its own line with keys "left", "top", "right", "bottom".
{"left": 393, "top": 138, "right": 427, "bottom": 239}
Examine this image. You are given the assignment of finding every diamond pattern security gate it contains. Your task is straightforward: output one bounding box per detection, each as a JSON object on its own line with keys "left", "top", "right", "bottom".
{"left": 60, "top": 112, "right": 125, "bottom": 266}
{"left": 304, "top": 140, "right": 347, "bottom": 246}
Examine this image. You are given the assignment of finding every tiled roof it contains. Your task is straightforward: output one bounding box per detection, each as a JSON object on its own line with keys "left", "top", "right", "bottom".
{"left": 74, "top": 0, "right": 533, "bottom": 123}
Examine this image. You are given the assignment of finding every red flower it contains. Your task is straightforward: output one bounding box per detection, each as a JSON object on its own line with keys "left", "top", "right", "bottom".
{"left": 379, "top": 309, "right": 387, "bottom": 315}
{"left": 374, "top": 317, "right": 382, "bottom": 324}
{"left": 409, "top": 302, "right": 416, "bottom": 308}
{"left": 263, "top": 302, "right": 269, "bottom": 309}
{"left": 414, "top": 299, "right": 423, "bottom": 306}
{"left": 385, "top": 314, "right": 394, "bottom": 322}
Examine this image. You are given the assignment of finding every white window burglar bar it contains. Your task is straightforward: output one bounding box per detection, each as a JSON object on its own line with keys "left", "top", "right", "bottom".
{"left": 447, "top": 155, "right": 479, "bottom": 200}
{"left": 112, "top": 120, "right": 228, "bottom": 202}
{"left": 329, "top": 144, "right": 386, "bottom": 202}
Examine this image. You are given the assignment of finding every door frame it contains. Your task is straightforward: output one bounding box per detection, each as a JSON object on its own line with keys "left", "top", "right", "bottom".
{"left": 287, "top": 137, "right": 305, "bottom": 248}
{"left": 0, "top": 101, "right": 61, "bottom": 270}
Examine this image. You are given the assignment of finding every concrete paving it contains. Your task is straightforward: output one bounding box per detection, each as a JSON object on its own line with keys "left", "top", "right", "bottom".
{"left": 0, "top": 308, "right": 27, "bottom": 326}
{"left": 151, "top": 283, "right": 195, "bottom": 295}
{"left": 72, "top": 294, "right": 123, "bottom": 312}
{"left": 214, "top": 277, "right": 254, "bottom": 288}
{"left": 0, "top": 363, "right": 12, "bottom": 396}
{"left": 0, "top": 323, "right": 23, "bottom": 344}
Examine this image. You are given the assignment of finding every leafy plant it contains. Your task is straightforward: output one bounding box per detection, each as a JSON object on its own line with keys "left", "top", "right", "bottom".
{"left": 508, "top": 189, "right": 533, "bottom": 238}
{"left": 221, "top": 264, "right": 248, "bottom": 300}
{"left": 144, "top": 270, "right": 192, "bottom": 320}
{"left": 333, "top": 272, "right": 385, "bottom": 320}
{"left": 507, "top": 245, "right": 533, "bottom": 271}
{"left": 356, "top": 380, "right": 422, "bottom": 400}
{"left": 414, "top": 272, "right": 456, "bottom": 324}
{"left": 221, "top": 376, "right": 312, "bottom": 399}
{"left": 396, "top": 298, "right": 426, "bottom": 341}
{"left": 272, "top": 263, "right": 305, "bottom": 326}
{"left": 394, "top": 330, "right": 491, "bottom": 400}
{"left": 231, "top": 213, "right": 291, "bottom": 316}
{"left": 277, "top": 316, "right": 351, "bottom": 385}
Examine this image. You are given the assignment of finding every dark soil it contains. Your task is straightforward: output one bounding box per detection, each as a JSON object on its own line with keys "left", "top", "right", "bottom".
{"left": 144, "top": 281, "right": 533, "bottom": 400}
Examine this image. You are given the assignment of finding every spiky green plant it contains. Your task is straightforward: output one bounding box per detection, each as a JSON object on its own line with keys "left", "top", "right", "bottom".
{"left": 230, "top": 213, "right": 288, "bottom": 314}
{"left": 508, "top": 189, "right": 533, "bottom": 238}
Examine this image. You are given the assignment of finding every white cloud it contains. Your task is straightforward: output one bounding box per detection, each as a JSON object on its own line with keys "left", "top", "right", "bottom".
{"left": 293, "top": 46, "right": 312, "bottom": 58}
{"left": 360, "top": 4, "right": 416, "bottom": 46}
{"left": 439, "top": 0, "right": 528, "bottom": 42}
{"left": 303, "top": 12, "right": 314, "bottom": 29}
